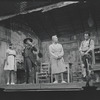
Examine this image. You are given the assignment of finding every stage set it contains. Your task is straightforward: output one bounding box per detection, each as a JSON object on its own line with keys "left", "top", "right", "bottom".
{"left": 0, "top": 0, "right": 100, "bottom": 92}
{"left": 0, "top": 81, "right": 100, "bottom": 92}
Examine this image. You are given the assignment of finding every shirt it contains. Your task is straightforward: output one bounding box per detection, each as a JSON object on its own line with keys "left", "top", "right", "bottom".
{"left": 79, "top": 39, "right": 94, "bottom": 52}
{"left": 49, "top": 43, "right": 64, "bottom": 59}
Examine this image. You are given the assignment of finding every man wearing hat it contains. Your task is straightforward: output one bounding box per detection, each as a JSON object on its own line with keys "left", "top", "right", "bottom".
{"left": 22, "top": 37, "right": 38, "bottom": 84}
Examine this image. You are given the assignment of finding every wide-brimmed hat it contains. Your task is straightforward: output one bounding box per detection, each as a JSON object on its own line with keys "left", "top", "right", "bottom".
{"left": 23, "top": 37, "right": 33, "bottom": 44}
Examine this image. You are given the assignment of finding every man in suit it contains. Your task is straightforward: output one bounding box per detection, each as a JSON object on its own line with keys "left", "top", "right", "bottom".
{"left": 22, "top": 38, "right": 38, "bottom": 84}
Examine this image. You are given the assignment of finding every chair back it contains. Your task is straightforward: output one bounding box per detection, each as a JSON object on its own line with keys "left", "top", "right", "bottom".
{"left": 40, "top": 63, "right": 50, "bottom": 73}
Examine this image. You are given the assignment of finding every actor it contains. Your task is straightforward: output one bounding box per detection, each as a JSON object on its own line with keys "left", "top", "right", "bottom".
{"left": 4, "top": 43, "right": 16, "bottom": 85}
{"left": 22, "top": 37, "right": 38, "bottom": 84}
{"left": 49, "top": 35, "right": 67, "bottom": 83}
{"left": 79, "top": 31, "right": 94, "bottom": 79}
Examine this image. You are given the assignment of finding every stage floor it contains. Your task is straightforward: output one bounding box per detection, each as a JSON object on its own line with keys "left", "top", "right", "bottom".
{"left": 0, "top": 82, "right": 87, "bottom": 92}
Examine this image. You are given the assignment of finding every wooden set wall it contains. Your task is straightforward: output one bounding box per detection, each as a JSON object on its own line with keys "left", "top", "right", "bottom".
{"left": 0, "top": 23, "right": 41, "bottom": 84}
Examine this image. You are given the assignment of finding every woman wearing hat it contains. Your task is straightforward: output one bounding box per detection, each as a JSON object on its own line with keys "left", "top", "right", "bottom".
{"left": 22, "top": 37, "right": 38, "bottom": 84}
{"left": 4, "top": 43, "right": 16, "bottom": 85}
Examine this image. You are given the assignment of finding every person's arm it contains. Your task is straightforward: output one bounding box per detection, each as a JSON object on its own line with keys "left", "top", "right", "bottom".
{"left": 85, "top": 40, "right": 94, "bottom": 54}
{"left": 79, "top": 41, "right": 83, "bottom": 52}
{"left": 31, "top": 46, "right": 38, "bottom": 54}
{"left": 49, "top": 45, "right": 58, "bottom": 59}
{"left": 14, "top": 50, "right": 16, "bottom": 57}
{"left": 79, "top": 41, "right": 85, "bottom": 55}
{"left": 6, "top": 50, "right": 9, "bottom": 65}
{"left": 58, "top": 45, "right": 64, "bottom": 58}
{"left": 14, "top": 51, "right": 17, "bottom": 71}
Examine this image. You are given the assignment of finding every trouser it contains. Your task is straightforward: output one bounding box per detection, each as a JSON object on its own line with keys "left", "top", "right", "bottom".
{"left": 81, "top": 52, "right": 92, "bottom": 77}
{"left": 24, "top": 58, "right": 36, "bottom": 84}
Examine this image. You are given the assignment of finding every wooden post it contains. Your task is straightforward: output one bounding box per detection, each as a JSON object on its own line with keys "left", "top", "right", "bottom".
{"left": 67, "top": 65, "right": 70, "bottom": 83}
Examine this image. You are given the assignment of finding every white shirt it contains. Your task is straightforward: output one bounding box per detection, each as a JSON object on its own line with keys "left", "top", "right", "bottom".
{"left": 79, "top": 39, "right": 94, "bottom": 52}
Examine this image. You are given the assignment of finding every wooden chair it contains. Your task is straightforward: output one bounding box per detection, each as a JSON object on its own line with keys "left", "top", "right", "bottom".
{"left": 65, "top": 62, "right": 70, "bottom": 83}
{"left": 36, "top": 63, "right": 51, "bottom": 83}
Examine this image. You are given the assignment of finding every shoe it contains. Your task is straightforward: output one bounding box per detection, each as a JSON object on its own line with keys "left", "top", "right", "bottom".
{"left": 53, "top": 81, "right": 58, "bottom": 84}
{"left": 11, "top": 82, "right": 15, "bottom": 85}
{"left": 61, "top": 81, "right": 66, "bottom": 83}
{"left": 7, "top": 82, "right": 10, "bottom": 85}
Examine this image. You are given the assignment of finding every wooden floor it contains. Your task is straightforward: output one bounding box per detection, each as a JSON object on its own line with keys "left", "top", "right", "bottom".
{"left": 0, "top": 82, "right": 99, "bottom": 100}
{"left": 0, "top": 82, "right": 100, "bottom": 92}
{"left": 0, "top": 82, "right": 87, "bottom": 92}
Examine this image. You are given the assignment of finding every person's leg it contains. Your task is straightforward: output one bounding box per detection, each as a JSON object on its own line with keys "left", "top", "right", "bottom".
{"left": 61, "top": 73, "right": 64, "bottom": 81}
{"left": 26, "top": 58, "right": 33, "bottom": 84}
{"left": 11, "top": 70, "right": 15, "bottom": 84}
{"left": 82, "top": 67, "right": 86, "bottom": 77}
{"left": 53, "top": 74, "right": 58, "bottom": 83}
{"left": 6, "top": 70, "right": 10, "bottom": 85}
{"left": 32, "top": 64, "right": 36, "bottom": 84}
{"left": 29, "top": 67, "right": 35, "bottom": 84}
{"left": 25, "top": 58, "right": 30, "bottom": 84}
{"left": 25, "top": 66, "right": 30, "bottom": 84}
{"left": 86, "top": 54, "right": 94, "bottom": 83}
{"left": 88, "top": 54, "right": 93, "bottom": 74}
{"left": 61, "top": 72, "right": 66, "bottom": 83}
{"left": 81, "top": 55, "right": 87, "bottom": 77}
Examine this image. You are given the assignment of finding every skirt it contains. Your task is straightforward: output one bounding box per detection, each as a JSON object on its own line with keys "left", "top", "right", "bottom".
{"left": 4, "top": 55, "right": 16, "bottom": 71}
{"left": 50, "top": 57, "right": 67, "bottom": 74}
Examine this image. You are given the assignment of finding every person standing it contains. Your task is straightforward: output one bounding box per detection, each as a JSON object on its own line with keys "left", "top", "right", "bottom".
{"left": 22, "top": 37, "right": 38, "bottom": 84}
{"left": 49, "top": 35, "right": 67, "bottom": 83}
{"left": 79, "top": 31, "right": 94, "bottom": 80}
{"left": 4, "top": 43, "right": 16, "bottom": 85}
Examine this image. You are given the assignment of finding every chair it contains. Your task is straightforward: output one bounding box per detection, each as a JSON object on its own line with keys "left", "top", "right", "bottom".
{"left": 64, "top": 62, "right": 70, "bottom": 83}
{"left": 36, "top": 63, "right": 51, "bottom": 83}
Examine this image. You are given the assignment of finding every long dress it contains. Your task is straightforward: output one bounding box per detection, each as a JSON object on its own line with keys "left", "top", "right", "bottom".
{"left": 49, "top": 43, "right": 66, "bottom": 74}
{"left": 4, "top": 48, "right": 16, "bottom": 71}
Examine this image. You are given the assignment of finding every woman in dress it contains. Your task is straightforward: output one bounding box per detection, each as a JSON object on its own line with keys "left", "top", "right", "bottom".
{"left": 49, "top": 35, "right": 66, "bottom": 83}
{"left": 4, "top": 43, "right": 16, "bottom": 85}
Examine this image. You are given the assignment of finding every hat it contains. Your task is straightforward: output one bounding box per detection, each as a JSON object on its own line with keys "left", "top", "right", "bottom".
{"left": 23, "top": 37, "right": 33, "bottom": 44}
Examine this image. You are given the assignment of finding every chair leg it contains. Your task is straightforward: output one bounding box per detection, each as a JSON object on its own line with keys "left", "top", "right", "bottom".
{"left": 51, "top": 74, "right": 53, "bottom": 83}
{"left": 67, "top": 66, "right": 70, "bottom": 83}
{"left": 36, "top": 72, "right": 39, "bottom": 84}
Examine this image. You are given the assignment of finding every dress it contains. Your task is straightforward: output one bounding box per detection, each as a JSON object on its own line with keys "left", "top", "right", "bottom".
{"left": 4, "top": 48, "right": 16, "bottom": 71}
{"left": 49, "top": 43, "right": 66, "bottom": 74}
